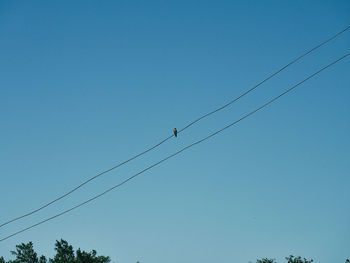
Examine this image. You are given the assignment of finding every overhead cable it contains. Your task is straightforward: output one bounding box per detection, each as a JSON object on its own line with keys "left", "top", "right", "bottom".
{"left": 1, "top": 25, "right": 349, "bottom": 228}
{"left": 1, "top": 51, "right": 348, "bottom": 242}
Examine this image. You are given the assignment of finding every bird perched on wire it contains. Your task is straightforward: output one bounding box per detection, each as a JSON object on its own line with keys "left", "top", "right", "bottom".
{"left": 173, "top": 128, "right": 178, "bottom": 137}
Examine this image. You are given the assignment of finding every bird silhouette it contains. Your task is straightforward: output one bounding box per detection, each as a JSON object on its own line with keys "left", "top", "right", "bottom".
{"left": 173, "top": 128, "right": 178, "bottom": 137}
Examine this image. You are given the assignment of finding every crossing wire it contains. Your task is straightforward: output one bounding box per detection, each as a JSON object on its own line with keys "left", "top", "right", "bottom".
{"left": 0, "top": 25, "right": 349, "bottom": 229}
{"left": 1, "top": 51, "right": 348, "bottom": 242}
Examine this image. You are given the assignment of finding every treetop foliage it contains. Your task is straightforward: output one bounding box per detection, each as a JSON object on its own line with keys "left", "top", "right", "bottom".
{"left": 255, "top": 255, "right": 314, "bottom": 263}
{"left": 2, "top": 240, "right": 110, "bottom": 263}
{"left": 257, "top": 258, "right": 277, "bottom": 263}
{"left": 255, "top": 255, "right": 349, "bottom": 263}
{"left": 285, "top": 255, "right": 313, "bottom": 263}
{"left": 1, "top": 240, "right": 348, "bottom": 263}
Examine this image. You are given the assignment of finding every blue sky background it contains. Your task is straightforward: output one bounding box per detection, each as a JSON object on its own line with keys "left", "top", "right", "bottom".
{"left": 0, "top": 1, "right": 349, "bottom": 262}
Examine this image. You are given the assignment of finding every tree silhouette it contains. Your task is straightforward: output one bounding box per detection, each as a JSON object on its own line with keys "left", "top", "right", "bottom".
{"left": 50, "top": 240, "right": 75, "bottom": 263}
{"left": 285, "top": 255, "right": 313, "bottom": 263}
{"left": 255, "top": 256, "right": 314, "bottom": 263}
{"left": 9, "top": 242, "right": 46, "bottom": 263}
{"left": 76, "top": 248, "right": 110, "bottom": 263}
{"left": 1, "top": 240, "right": 110, "bottom": 263}
{"left": 257, "top": 258, "right": 276, "bottom": 263}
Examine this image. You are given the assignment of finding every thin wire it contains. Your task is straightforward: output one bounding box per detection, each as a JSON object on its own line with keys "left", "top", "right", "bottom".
{"left": 1, "top": 52, "right": 348, "bottom": 242}
{"left": 178, "top": 25, "right": 350, "bottom": 133}
{"left": 0, "top": 134, "right": 172, "bottom": 228}
{"left": 1, "top": 25, "right": 349, "bottom": 228}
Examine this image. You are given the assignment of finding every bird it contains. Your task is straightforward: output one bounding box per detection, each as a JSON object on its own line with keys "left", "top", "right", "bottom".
{"left": 173, "top": 128, "right": 178, "bottom": 137}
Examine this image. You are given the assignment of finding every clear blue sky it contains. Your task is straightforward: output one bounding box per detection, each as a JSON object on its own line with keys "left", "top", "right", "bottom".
{"left": 0, "top": 1, "right": 349, "bottom": 262}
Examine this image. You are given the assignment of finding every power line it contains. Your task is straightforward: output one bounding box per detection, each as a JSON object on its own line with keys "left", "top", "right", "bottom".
{"left": 178, "top": 25, "right": 350, "bottom": 133}
{"left": 1, "top": 51, "right": 348, "bottom": 242}
{"left": 1, "top": 25, "right": 349, "bottom": 229}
